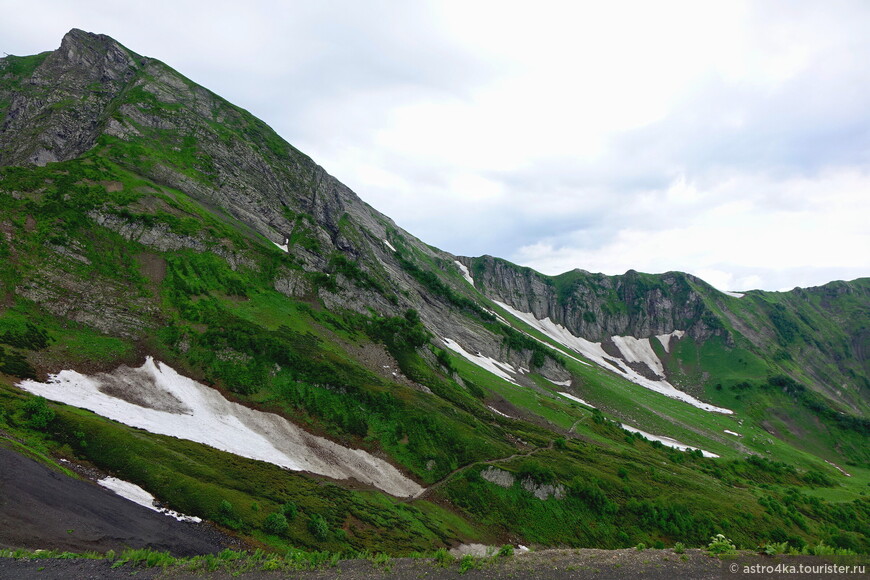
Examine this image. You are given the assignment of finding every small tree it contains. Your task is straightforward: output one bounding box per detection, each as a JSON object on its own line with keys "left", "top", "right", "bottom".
{"left": 263, "top": 512, "right": 289, "bottom": 536}
{"left": 308, "top": 513, "right": 330, "bottom": 541}
{"left": 22, "top": 396, "right": 54, "bottom": 430}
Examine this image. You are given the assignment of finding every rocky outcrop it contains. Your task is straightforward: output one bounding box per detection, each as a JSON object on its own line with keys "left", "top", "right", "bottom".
{"left": 0, "top": 29, "right": 139, "bottom": 166}
{"left": 17, "top": 267, "right": 155, "bottom": 339}
{"left": 480, "top": 466, "right": 566, "bottom": 500}
{"left": 464, "top": 255, "right": 721, "bottom": 343}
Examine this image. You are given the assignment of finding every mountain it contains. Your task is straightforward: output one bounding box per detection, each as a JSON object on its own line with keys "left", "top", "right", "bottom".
{"left": 1, "top": 30, "right": 868, "bottom": 556}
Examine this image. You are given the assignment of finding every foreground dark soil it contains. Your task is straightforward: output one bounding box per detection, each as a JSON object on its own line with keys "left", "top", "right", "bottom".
{"left": 1, "top": 445, "right": 866, "bottom": 579}
{"left": 0, "top": 446, "right": 236, "bottom": 556}
{"left": 2, "top": 550, "right": 867, "bottom": 580}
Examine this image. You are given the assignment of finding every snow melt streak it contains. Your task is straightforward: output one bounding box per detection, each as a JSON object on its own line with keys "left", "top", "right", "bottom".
{"left": 455, "top": 260, "right": 475, "bottom": 286}
{"left": 492, "top": 301, "right": 732, "bottom": 414}
{"left": 621, "top": 425, "right": 719, "bottom": 458}
{"left": 18, "top": 358, "right": 422, "bottom": 497}
{"left": 557, "top": 391, "right": 595, "bottom": 408}
{"left": 98, "top": 477, "right": 201, "bottom": 522}
{"left": 442, "top": 337, "right": 520, "bottom": 385}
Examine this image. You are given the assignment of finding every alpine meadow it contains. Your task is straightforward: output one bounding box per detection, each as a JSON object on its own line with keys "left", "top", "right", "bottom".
{"left": 0, "top": 29, "right": 868, "bottom": 572}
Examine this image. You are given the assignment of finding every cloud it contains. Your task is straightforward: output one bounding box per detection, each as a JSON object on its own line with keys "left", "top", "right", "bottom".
{"left": 1, "top": 1, "right": 868, "bottom": 290}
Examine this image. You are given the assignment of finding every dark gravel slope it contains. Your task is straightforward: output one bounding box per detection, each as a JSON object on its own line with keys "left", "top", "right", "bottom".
{"left": 0, "top": 446, "right": 232, "bottom": 556}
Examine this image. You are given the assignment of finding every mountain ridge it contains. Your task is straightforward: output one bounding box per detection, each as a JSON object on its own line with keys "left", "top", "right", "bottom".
{"left": 1, "top": 29, "right": 868, "bottom": 556}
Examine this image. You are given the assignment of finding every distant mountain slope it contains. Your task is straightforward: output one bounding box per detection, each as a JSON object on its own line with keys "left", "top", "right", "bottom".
{"left": 0, "top": 30, "right": 867, "bottom": 555}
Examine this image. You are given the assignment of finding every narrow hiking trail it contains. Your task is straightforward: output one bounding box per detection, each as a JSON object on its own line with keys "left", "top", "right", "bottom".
{"left": 411, "top": 440, "right": 555, "bottom": 501}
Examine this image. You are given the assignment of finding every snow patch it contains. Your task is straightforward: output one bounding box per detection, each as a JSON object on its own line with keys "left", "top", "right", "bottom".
{"left": 723, "top": 291, "right": 744, "bottom": 298}
{"left": 558, "top": 391, "right": 595, "bottom": 408}
{"left": 655, "top": 330, "right": 685, "bottom": 353}
{"left": 610, "top": 335, "right": 665, "bottom": 378}
{"left": 723, "top": 429, "right": 741, "bottom": 437}
{"left": 487, "top": 405, "right": 513, "bottom": 418}
{"left": 621, "top": 424, "right": 719, "bottom": 458}
{"left": 826, "top": 460, "right": 852, "bottom": 477}
{"left": 550, "top": 379, "right": 572, "bottom": 387}
{"left": 98, "top": 477, "right": 201, "bottom": 523}
{"left": 383, "top": 239, "right": 396, "bottom": 252}
{"left": 492, "top": 301, "right": 732, "bottom": 414}
{"left": 273, "top": 239, "right": 289, "bottom": 252}
{"left": 455, "top": 260, "right": 475, "bottom": 286}
{"left": 18, "top": 358, "right": 423, "bottom": 498}
{"left": 441, "top": 337, "right": 520, "bottom": 385}
{"left": 484, "top": 308, "right": 510, "bottom": 325}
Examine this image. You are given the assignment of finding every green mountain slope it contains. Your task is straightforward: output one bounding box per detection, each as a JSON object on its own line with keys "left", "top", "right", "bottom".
{"left": 0, "top": 30, "right": 867, "bottom": 555}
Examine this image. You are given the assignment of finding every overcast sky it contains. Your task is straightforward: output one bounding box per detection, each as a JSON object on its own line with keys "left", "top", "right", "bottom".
{"left": 3, "top": 1, "right": 869, "bottom": 291}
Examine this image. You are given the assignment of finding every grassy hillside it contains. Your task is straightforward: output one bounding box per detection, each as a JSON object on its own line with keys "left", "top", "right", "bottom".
{"left": 0, "top": 31, "right": 868, "bottom": 556}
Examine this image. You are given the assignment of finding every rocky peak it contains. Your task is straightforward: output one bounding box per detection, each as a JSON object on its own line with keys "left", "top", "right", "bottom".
{"left": 50, "top": 28, "right": 139, "bottom": 82}
{"left": 0, "top": 29, "right": 141, "bottom": 166}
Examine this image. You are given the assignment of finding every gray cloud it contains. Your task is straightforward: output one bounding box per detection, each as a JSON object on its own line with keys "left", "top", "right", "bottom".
{"left": 1, "top": 1, "right": 868, "bottom": 290}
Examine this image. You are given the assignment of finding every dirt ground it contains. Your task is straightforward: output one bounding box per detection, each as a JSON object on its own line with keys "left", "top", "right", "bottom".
{"left": 0, "top": 446, "right": 237, "bottom": 557}
{"left": 2, "top": 549, "right": 866, "bottom": 580}
{"left": 1, "top": 446, "right": 866, "bottom": 580}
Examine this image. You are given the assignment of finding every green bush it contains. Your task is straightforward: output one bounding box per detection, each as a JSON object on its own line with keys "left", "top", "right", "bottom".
{"left": 281, "top": 501, "right": 298, "bottom": 520}
{"left": 308, "top": 513, "right": 330, "bottom": 541}
{"left": 263, "top": 512, "right": 289, "bottom": 536}
{"left": 707, "top": 534, "right": 736, "bottom": 555}
{"left": 22, "top": 396, "right": 55, "bottom": 430}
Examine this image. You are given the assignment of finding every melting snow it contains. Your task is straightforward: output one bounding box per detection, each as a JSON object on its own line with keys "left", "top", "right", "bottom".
{"left": 825, "top": 460, "right": 852, "bottom": 477}
{"left": 723, "top": 429, "right": 741, "bottom": 437}
{"left": 98, "top": 476, "right": 201, "bottom": 523}
{"left": 17, "top": 358, "right": 423, "bottom": 498}
{"left": 550, "top": 379, "right": 572, "bottom": 387}
{"left": 455, "top": 261, "right": 475, "bottom": 286}
{"left": 273, "top": 239, "right": 289, "bottom": 252}
{"left": 492, "top": 301, "right": 732, "bottom": 414}
{"left": 383, "top": 239, "right": 396, "bottom": 252}
{"left": 621, "top": 424, "right": 719, "bottom": 458}
{"left": 610, "top": 336, "right": 665, "bottom": 378}
{"left": 487, "top": 405, "right": 513, "bottom": 418}
{"left": 442, "top": 337, "right": 520, "bottom": 385}
{"left": 558, "top": 391, "right": 596, "bottom": 408}
{"left": 723, "top": 291, "right": 744, "bottom": 298}
{"left": 655, "top": 330, "right": 685, "bottom": 353}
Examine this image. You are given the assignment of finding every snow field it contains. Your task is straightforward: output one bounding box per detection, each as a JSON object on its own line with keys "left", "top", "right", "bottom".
{"left": 18, "top": 358, "right": 423, "bottom": 498}
{"left": 492, "top": 301, "right": 732, "bottom": 414}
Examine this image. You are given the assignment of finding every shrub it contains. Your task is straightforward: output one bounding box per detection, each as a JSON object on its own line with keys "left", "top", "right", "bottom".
{"left": 458, "top": 554, "right": 475, "bottom": 573}
{"left": 281, "top": 501, "right": 298, "bottom": 520}
{"left": 761, "top": 541, "right": 788, "bottom": 556}
{"left": 263, "top": 512, "right": 289, "bottom": 536}
{"left": 673, "top": 542, "right": 685, "bottom": 554}
{"left": 308, "top": 514, "right": 330, "bottom": 541}
{"left": 707, "top": 534, "right": 736, "bottom": 556}
{"left": 22, "top": 396, "right": 55, "bottom": 430}
{"left": 433, "top": 548, "right": 453, "bottom": 566}
{"left": 497, "top": 545, "right": 514, "bottom": 557}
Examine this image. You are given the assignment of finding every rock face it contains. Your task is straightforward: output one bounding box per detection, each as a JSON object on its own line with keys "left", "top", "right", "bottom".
{"left": 1, "top": 29, "right": 867, "bottom": 415}
{"left": 0, "top": 29, "right": 139, "bottom": 166}
{"left": 464, "top": 255, "right": 720, "bottom": 342}
{"left": 0, "top": 29, "right": 567, "bottom": 383}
